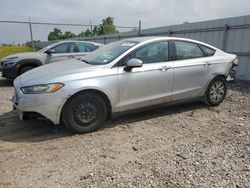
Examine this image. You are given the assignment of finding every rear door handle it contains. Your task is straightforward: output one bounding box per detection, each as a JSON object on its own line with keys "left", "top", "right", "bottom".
{"left": 159, "top": 66, "right": 171, "bottom": 71}
{"left": 68, "top": 55, "right": 75, "bottom": 58}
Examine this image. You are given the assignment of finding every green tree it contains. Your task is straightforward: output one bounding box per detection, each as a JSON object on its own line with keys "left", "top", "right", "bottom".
{"left": 48, "top": 28, "right": 63, "bottom": 41}
{"left": 62, "top": 31, "right": 76, "bottom": 39}
{"left": 47, "top": 17, "right": 119, "bottom": 40}
{"left": 84, "top": 29, "right": 92, "bottom": 37}
{"left": 77, "top": 31, "right": 85, "bottom": 37}
{"left": 92, "top": 26, "right": 99, "bottom": 36}
{"left": 97, "top": 17, "right": 118, "bottom": 35}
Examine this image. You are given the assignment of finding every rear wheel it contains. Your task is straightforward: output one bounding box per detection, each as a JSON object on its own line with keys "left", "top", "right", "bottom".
{"left": 62, "top": 93, "right": 107, "bottom": 133}
{"left": 19, "top": 66, "right": 36, "bottom": 75}
{"left": 204, "top": 77, "right": 227, "bottom": 106}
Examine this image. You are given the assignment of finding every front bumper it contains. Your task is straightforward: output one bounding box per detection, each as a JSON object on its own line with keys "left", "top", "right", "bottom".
{"left": 0, "top": 61, "right": 3, "bottom": 71}
{"left": 12, "top": 87, "right": 67, "bottom": 124}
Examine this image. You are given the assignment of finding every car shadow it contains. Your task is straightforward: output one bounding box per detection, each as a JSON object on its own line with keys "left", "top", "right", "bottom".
{"left": 0, "top": 111, "right": 72, "bottom": 143}
{"left": 0, "top": 77, "right": 13, "bottom": 87}
{"left": 104, "top": 102, "right": 206, "bottom": 129}
{"left": 0, "top": 102, "right": 207, "bottom": 143}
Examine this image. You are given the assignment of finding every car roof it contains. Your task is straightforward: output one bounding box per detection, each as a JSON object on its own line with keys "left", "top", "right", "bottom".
{"left": 55, "top": 40, "right": 103, "bottom": 46}
{"left": 123, "top": 36, "right": 219, "bottom": 50}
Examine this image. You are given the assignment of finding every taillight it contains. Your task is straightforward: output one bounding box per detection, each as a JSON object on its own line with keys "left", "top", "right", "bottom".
{"left": 232, "top": 57, "right": 239, "bottom": 66}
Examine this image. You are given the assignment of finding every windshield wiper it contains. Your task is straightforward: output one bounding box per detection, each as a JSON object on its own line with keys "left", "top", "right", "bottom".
{"left": 81, "top": 59, "right": 92, "bottom": 65}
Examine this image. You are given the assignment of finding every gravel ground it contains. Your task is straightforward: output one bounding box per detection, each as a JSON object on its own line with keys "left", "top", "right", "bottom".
{"left": 0, "top": 76, "right": 249, "bottom": 188}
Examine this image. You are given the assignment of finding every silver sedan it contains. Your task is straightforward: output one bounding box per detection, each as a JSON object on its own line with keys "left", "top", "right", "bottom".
{"left": 13, "top": 37, "right": 238, "bottom": 133}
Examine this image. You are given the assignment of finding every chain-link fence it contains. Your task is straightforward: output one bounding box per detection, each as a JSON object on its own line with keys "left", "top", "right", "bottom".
{"left": 0, "top": 19, "right": 140, "bottom": 50}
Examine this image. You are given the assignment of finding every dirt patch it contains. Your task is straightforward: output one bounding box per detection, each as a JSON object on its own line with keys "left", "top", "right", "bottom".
{"left": 0, "top": 77, "right": 249, "bottom": 188}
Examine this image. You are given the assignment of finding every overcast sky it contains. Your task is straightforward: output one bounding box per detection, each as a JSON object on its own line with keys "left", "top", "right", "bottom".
{"left": 0, "top": 0, "right": 250, "bottom": 44}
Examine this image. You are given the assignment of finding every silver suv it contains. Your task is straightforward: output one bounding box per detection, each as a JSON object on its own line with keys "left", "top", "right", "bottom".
{"left": 0, "top": 41, "right": 102, "bottom": 79}
{"left": 13, "top": 37, "right": 238, "bottom": 133}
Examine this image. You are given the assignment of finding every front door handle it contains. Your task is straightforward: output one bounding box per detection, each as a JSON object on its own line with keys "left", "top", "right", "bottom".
{"left": 204, "top": 62, "right": 212, "bottom": 67}
{"left": 159, "top": 66, "right": 171, "bottom": 71}
{"left": 68, "top": 55, "right": 75, "bottom": 58}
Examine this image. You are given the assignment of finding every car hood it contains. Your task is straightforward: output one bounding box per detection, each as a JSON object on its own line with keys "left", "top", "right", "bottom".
{"left": 17, "top": 59, "right": 107, "bottom": 86}
{"left": 1, "top": 52, "right": 46, "bottom": 62}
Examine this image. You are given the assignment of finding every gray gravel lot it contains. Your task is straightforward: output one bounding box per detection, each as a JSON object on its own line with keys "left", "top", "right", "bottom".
{"left": 0, "top": 76, "right": 249, "bottom": 188}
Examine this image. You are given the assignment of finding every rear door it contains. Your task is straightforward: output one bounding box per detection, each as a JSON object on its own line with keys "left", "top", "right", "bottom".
{"left": 118, "top": 41, "right": 174, "bottom": 112}
{"left": 171, "top": 40, "right": 214, "bottom": 101}
{"left": 47, "top": 42, "right": 77, "bottom": 63}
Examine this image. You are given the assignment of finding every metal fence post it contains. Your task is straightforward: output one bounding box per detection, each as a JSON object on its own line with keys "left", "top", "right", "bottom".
{"left": 89, "top": 20, "right": 93, "bottom": 41}
{"left": 138, "top": 20, "right": 141, "bottom": 37}
{"left": 29, "top": 17, "right": 35, "bottom": 51}
{"left": 222, "top": 24, "right": 229, "bottom": 51}
{"left": 168, "top": 30, "right": 172, "bottom": 36}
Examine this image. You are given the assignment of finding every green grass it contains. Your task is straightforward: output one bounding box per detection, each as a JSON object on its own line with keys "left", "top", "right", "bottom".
{"left": 0, "top": 46, "right": 33, "bottom": 59}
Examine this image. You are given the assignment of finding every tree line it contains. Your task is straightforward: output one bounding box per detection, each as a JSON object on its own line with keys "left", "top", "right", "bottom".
{"left": 48, "top": 17, "right": 118, "bottom": 41}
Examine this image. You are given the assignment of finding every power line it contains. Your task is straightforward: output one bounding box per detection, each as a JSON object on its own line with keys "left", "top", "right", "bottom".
{"left": 0, "top": 20, "right": 138, "bottom": 29}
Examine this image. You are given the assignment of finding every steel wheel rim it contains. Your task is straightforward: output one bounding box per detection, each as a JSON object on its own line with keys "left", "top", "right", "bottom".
{"left": 209, "top": 81, "right": 225, "bottom": 103}
{"left": 73, "top": 102, "right": 98, "bottom": 126}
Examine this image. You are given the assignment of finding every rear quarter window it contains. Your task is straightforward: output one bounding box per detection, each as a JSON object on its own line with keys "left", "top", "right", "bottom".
{"left": 199, "top": 45, "right": 216, "bottom": 56}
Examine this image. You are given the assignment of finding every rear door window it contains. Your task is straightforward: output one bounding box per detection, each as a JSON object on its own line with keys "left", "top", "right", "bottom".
{"left": 78, "top": 43, "right": 98, "bottom": 52}
{"left": 51, "top": 42, "right": 76, "bottom": 53}
{"left": 175, "top": 41, "right": 204, "bottom": 60}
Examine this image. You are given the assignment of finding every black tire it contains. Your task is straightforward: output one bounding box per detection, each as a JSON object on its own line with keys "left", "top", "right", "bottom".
{"left": 204, "top": 76, "right": 227, "bottom": 106}
{"left": 19, "top": 66, "right": 35, "bottom": 75}
{"left": 62, "top": 93, "right": 107, "bottom": 133}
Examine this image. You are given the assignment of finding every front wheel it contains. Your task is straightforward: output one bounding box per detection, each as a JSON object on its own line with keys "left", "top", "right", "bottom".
{"left": 62, "top": 93, "right": 107, "bottom": 133}
{"left": 204, "top": 77, "right": 227, "bottom": 106}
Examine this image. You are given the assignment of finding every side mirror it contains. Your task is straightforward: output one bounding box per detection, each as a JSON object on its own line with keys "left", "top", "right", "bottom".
{"left": 124, "top": 58, "right": 143, "bottom": 71}
{"left": 46, "top": 49, "right": 55, "bottom": 55}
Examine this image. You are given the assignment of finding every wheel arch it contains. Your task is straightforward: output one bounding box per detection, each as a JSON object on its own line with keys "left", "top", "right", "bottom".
{"left": 60, "top": 89, "right": 112, "bottom": 124}
{"left": 17, "top": 59, "right": 43, "bottom": 75}
{"left": 201, "top": 74, "right": 227, "bottom": 96}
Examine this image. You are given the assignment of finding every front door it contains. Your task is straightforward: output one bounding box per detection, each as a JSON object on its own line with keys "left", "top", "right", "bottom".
{"left": 47, "top": 42, "right": 77, "bottom": 63}
{"left": 118, "top": 41, "right": 174, "bottom": 112}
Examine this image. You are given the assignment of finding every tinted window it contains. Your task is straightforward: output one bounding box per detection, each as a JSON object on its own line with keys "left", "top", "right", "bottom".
{"left": 199, "top": 45, "right": 215, "bottom": 56}
{"left": 134, "top": 42, "right": 168, "bottom": 64}
{"left": 78, "top": 43, "right": 98, "bottom": 52}
{"left": 51, "top": 43, "right": 75, "bottom": 53}
{"left": 175, "top": 41, "right": 204, "bottom": 60}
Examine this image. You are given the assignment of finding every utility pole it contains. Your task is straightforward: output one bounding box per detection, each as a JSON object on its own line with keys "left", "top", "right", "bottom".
{"left": 28, "top": 17, "right": 35, "bottom": 51}
{"left": 89, "top": 20, "right": 93, "bottom": 41}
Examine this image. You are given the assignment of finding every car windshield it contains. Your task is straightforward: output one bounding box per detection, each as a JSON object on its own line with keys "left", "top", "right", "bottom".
{"left": 82, "top": 40, "right": 138, "bottom": 65}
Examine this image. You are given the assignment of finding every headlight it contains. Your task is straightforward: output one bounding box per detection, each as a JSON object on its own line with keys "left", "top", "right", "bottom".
{"left": 3, "top": 62, "right": 16, "bottom": 68}
{"left": 3, "top": 57, "right": 18, "bottom": 62}
{"left": 21, "top": 83, "right": 64, "bottom": 94}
